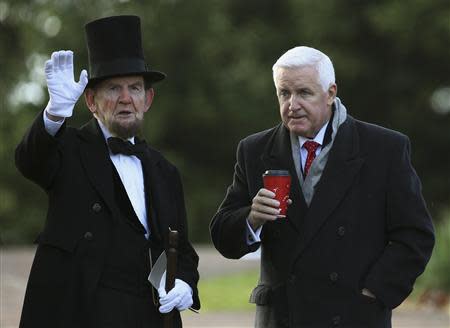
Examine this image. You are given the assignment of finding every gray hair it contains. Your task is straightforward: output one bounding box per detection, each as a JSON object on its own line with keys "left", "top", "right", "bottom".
{"left": 272, "top": 46, "right": 335, "bottom": 91}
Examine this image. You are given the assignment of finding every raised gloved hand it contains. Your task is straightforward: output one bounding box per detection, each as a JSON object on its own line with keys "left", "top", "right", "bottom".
{"left": 158, "top": 275, "right": 193, "bottom": 313}
{"left": 45, "top": 50, "right": 88, "bottom": 118}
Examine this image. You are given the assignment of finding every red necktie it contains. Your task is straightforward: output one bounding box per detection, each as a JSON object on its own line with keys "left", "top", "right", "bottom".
{"left": 303, "top": 140, "right": 320, "bottom": 178}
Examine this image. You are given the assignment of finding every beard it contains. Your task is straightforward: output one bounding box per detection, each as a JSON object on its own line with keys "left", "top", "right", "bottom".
{"left": 106, "top": 116, "right": 144, "bottom": 139}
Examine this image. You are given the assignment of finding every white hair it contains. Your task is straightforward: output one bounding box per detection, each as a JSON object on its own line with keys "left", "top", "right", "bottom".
{"left": 272, "top": 46, "right": 335, "bottom": 91}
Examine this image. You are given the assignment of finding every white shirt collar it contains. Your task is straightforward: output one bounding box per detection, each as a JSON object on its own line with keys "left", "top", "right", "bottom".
{"left": 298, "top": 120, "right": 329, "bottom": 148}
{"left": 97, "top": 119, "right": 135, "bottom": 145}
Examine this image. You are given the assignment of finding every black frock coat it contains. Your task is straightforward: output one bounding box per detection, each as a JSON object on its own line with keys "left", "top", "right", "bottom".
{"left": 15, "top": 112, "right": 200, "bottom": 328}
{"left": 210, "top": 115, "right": 434, "bottom": 328}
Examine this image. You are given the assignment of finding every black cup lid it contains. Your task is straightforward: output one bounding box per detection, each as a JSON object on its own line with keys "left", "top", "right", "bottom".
{"left": 263, "top": 170, "right": 290, "bottom": 176}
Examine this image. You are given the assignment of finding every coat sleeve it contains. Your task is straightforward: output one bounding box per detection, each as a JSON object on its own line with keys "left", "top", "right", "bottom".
{"left": 364, "top": 135, "right": 435, "bottom": 308}
{"left": 210, "top": 140, "right": 260, "bottom": 259}
{"left": 15, "top": 110, "right": 64, "bottom": 191}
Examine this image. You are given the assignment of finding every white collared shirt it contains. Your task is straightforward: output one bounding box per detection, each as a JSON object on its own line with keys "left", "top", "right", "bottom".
{"left": 43, "top": 111, "right": 150, "bottom": 238}
{"left": 97, "top": 121, "right": 149, "bottom": 238}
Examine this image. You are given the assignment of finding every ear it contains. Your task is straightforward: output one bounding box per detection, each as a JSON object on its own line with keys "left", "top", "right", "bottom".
{"left": 84, "top": 88, "right": 97, "bottom": 114}
{"left": 144, "top": 88, "right": 155, "bottom": 113}
{"left": 326, "top": 84, "right": 337, "bottom": 106}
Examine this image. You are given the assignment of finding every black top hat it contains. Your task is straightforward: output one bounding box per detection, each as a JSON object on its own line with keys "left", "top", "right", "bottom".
{"left": 85, "top": 15, "right": 165, "bottom": 87}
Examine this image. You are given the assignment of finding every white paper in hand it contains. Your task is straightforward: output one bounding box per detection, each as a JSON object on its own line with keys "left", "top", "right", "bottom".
{"left": 148, "top": 251, "right": 167, "bottom": 289}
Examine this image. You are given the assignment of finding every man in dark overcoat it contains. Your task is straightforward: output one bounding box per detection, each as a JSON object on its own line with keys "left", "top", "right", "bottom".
{"left": 210, "top": 46, "right": 434, "bottom": 328}
{"left": 16, "top": 15, "right": 200, "bottom": 328}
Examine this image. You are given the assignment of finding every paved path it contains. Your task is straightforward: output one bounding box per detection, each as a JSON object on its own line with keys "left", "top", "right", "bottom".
{"left": 1, "top": 246, "right": 449, "bottom": 328}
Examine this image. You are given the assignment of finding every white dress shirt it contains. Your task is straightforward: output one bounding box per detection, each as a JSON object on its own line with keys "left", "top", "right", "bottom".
{"left": 43, "top": 111, "right": 150, "bottom": 238}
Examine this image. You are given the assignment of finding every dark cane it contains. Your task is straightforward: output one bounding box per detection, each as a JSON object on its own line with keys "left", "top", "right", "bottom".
{"left": 164, "top": 229, "right": 178, "bottom": 328}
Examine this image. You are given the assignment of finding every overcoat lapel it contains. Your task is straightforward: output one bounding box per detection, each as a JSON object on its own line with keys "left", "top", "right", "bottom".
{"left": 138, "top": 143, "right": 164, "bottom": 244}
{"left": 261, "top": 124, "right": 307, "bottom": 232}
{"left": 77, "top": 119, "right": 119, "bottom": 220}
{"left": 138, "top": 139, "right": 180, "bottom": 245}
{"left": 294, "top": 117, "right": 365, "bottom": 257}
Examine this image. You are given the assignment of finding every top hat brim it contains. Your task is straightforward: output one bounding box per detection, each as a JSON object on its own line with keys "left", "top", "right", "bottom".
{"left": 86, "top": 70, "right": 166, "bottom": 88}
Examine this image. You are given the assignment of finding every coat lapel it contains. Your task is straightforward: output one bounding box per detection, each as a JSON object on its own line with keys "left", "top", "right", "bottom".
{"left": 294, "top": 117, "right": 365, "bottom": 257}
{"left": 78, "top": 119, "right": 119, "bottom": 219}
{"left": 261, "top": 124, "right": 307, "bottom": 232}
{"left": 138, "top": 143, "right": 165, "bottom": 244}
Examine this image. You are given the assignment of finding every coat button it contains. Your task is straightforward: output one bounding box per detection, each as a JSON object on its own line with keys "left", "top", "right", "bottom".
{"left": 84, "top": 231, "right": 94, "bottom": 241}
{"left": 92, "top": 202, "right": 102, "bottom": 213}
{"left": 273, "top": 229, "right": 281, "bottom": 238}
{"left": 337, "top": 226, "right": 345, "bottom": 237}
{"left": 288, "top": 274, "right": 296, "bottom": 284}
{"left": 332, "top": 315, "right": 341, "bottom": 326}
{"left": 329, "top": 272, "right": 339, "bottom": 282}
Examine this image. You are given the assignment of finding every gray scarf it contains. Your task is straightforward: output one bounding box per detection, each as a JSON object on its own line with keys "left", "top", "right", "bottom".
{"left": 290, "top": 97, "right": 347, "bottom": 205}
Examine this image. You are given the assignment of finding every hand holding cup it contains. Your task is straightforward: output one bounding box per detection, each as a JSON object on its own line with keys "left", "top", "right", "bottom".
{"left": 248, "top": 170, "right": 292, "bottom": 230}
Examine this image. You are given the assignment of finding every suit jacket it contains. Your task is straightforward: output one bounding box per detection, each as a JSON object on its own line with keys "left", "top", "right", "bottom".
{"left": 15, "top": 112, "right": 200, "bottom": 328}
{"left": 210, "top": 115, "right": 434, "bottom": 328}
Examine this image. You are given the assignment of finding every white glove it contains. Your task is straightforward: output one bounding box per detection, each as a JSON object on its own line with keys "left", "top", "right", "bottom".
{"left": 158, "top": 274, "right": 193, "bottom": 313}
{"left": 45, "top": 50, "right": 88, "bottom": 118}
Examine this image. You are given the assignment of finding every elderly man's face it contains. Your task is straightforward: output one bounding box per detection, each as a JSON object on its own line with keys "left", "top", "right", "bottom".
{"left": 85, "top": 75, "right": 154, "bottom": 139}
{"left": 275, "top": 66, "right": 336, "bottom": 138}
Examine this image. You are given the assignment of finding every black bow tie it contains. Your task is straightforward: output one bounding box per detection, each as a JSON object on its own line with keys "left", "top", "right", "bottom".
{"left": 107, "top": 137, "right": 147, "bottom": 158}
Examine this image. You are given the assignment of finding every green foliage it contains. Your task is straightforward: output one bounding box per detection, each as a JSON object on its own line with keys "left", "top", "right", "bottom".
{"left": 198, "top": 269, "right": 258, "bottom": 312}
{"left": 415, "top": 215, "right": 450, "bottom": 293}
{"left": 1, "top": 0, "right": 449, "bottom": 244}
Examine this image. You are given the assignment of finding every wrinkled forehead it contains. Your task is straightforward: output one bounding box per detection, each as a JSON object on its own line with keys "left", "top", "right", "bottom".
{"left": 274, "top": 66, "right": 320, "bottom": 88}
{"left": 99, "top": 75, "right": 145, "bottom": 86}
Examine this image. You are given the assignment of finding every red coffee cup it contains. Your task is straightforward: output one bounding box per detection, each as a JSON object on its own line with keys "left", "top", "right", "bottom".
{"left": 262, "top": 170, "right": 291, "bottom": 216}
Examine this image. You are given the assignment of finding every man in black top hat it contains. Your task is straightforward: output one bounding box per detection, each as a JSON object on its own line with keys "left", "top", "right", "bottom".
{"left": 15, "top": 15, "right": 200, "bottom": 328}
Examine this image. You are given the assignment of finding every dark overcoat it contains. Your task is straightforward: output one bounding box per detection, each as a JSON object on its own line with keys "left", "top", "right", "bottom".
{"left": 15, "top": 112, "right": 200, "bottom": 328}
{"left": 210, "top": 115, "right": 434, "bottom": 328}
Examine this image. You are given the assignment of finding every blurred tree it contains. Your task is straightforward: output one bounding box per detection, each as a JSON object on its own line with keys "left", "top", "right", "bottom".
{"left": 1, "top": 0, "right": 449, "bottom": 244}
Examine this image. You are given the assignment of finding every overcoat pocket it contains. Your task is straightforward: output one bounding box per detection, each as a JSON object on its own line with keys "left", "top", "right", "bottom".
{"left": 249, "top": 284, "right": 272, "bottom": 305}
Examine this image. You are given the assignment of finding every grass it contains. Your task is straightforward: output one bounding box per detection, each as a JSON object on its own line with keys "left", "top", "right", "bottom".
{"left": 411, "top": 216, "right": 450, "bottom": 305}
{"left": 199, "top": 269, "right": 259, "bottom": 312}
